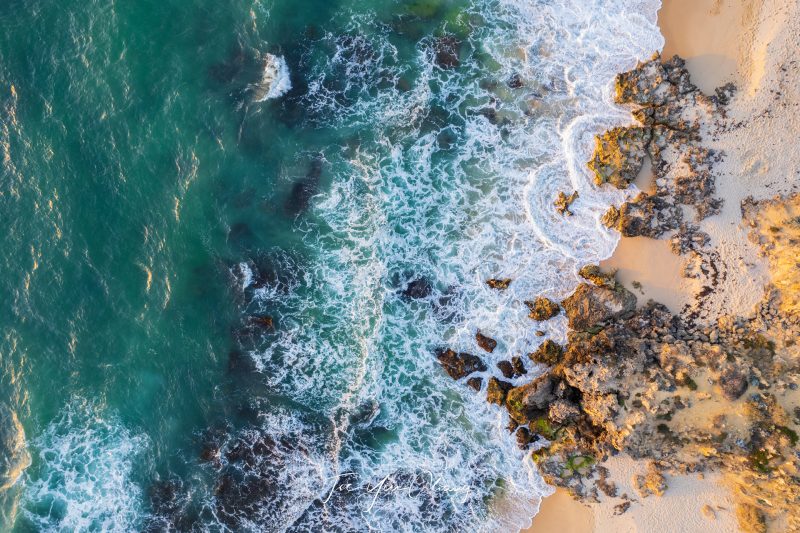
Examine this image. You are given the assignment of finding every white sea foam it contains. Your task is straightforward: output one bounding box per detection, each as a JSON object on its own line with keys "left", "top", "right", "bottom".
{"left": 239, "top": 0, "right": 664, "bottom": 530}
{"left": 251, "top": 53, "right": 292, "bottom": 101}
{"left": 21, "top": 399, "right": 147, "bottom": 532}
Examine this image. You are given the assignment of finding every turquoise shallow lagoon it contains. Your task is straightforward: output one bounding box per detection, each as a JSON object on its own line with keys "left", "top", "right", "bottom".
{"left": 0, "top": 0, "right": 662, "bottom": 530}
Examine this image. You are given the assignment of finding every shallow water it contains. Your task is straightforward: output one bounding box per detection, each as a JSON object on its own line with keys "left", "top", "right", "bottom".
{"left": 0, "top": 0, "right": 662, "bottom": 530}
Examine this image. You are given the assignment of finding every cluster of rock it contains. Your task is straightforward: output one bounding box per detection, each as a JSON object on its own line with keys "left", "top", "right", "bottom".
{"left": 440, "top": 264, "right": 800, "bottom": 532}
{"left": 588, "top": 56, "right": 724, "bottom": 242}
{"left": 432, "top": 55, "right": 800, "bottom": 533}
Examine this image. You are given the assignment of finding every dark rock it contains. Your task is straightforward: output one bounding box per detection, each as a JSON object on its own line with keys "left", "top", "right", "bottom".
{"left": 248, "top": 315, "right": 274, "bottom": 330}
{"left": 719, "top": 368, "right": 748, "bottom": 401}
{"left": 511, "top": 356, "right": 527, "bottom": 376}
{"left": 497, "top": 360, "right": 515, "bottom": 379}
{"left": 433, "top": 35, "right": 460, "bottom": 69}
{"left": 476, "top": 331, "right": 497, "bottom": 353}
{"left": 526, "top": 297, "right": 561, "bottom": 321}
{"left": 507, "top": 73, "right": 524, "bottom": 89}
{"left": 466, "top": 377, "right": 483, "bottom": 392}
{"left": 516, "top": 427, "right": 533, "bottom": 449}
{"left": 578, "top": 265, "right": 617, "bottom": 288}
{"left": 402, "top": 277, "right": 433, "bottom": 299}
{"left": 486, "top": 377, "right": 514, "bottom": 406}
{"left": 486, "top": 278, "right": 512, "bottom": 290}
{"left": 435, "top": 349, "right": 486, "bottom": 380}
{"left": 529, "top": 340, "right": 563, "bottom": 366}
{"left": 285, "top": 155, "right": 324, "bottom": 215}
{"left": 561, "top": 283, "right": 637, "bottom": 331}
{"left": 602, "top": 192, "right": 682, "bottom": 238}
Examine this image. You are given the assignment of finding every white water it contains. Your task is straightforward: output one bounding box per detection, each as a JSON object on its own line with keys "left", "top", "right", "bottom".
{"left": 18, "top": 0, "right": 665, "bottom": 530}
{"left": 21, "top": 399, "right": 148, "bottom": 532}
{"left": 235, "top": 0, "right": 664, "bottom": 531}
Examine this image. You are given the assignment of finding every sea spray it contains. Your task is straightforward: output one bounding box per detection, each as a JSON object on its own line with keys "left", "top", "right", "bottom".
{"left": 226, "top": 0, "right": 664, "bottom": 530}
{"left": 20, "top": 400, "right": 147, "bottom": 532}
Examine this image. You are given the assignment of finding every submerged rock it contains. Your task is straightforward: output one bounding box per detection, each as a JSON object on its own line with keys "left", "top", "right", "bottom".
{"left": 433, "top": 35, "right": 460, "bottom": 69}
{"left": 402, "top": 277, "right": 433, "bottom": 299}
{"left": 435, "top": 349, "right": 486, "bottom": 380}
{"left": 525, "top": 297, "right": 561, "bottom": 321}
{"left": 250, "top": 53, "right": 292, "bottom": 102}
{"left": 285, "top": 155, "right": 324, "bottom": 215}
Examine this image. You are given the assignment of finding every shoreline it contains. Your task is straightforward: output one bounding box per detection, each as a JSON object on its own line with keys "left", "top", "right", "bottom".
{"left": 525, "top": 0, "right": 800, "bottom": 531}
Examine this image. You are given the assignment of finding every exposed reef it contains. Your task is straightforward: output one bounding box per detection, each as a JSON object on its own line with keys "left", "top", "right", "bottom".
{"left": 434, "top": 55, "right": 800, "bottom": 532}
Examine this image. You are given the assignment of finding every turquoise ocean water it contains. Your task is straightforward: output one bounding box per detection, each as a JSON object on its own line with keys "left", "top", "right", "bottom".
{"left": 0, "top": 0, "right": 663, "bottom": 530}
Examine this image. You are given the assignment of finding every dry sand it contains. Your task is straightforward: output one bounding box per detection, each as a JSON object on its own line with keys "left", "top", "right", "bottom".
{"left": 526, "top": 0, "right": 800, "bottom": 530}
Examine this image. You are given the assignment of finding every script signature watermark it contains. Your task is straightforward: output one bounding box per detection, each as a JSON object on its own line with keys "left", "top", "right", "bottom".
{"left": 320, "top": 470, "right": 473, "bottom": 513}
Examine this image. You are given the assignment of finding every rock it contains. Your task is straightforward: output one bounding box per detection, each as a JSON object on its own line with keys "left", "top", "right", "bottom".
{"left": 602, "top": 193, "right": 682, "bottom": 238}
{"left": 548, "top": 399, "right": 580, "bottom": 425}
{"left": 718, "top": 367, "right": 748, "bottom": 401}
{"left": 554, "top": 190, "right": 579, "bottom": 216}
{"left": 633, "top": 462, "right": 667, "bottom": 498}
{"left": 735, "top": 503, "right": 766, "bottom": 533}
{"left": 511, "top": 356, "right": 527, "bottom": 377}
{"left": 516, "top": 427, "right": 533, "bottom": 449}
{"left": 435, "top": 349, "right": 486, "bottom": 380}
{"left": 486, "top": 278, "right": 512, "bottom": 290}
{"left": 433, "top": 35, "right": 460, "bottom": 69}
{"left": 486, "top": 377, "right": 514, "bottom": 406}
{"left": 587, "top": 126, "right": 651, "bottom": 189}
{"left": 466, "top": 377, "right": 483, "bottom": 392}
{"left": 505, "top": 375, "right": 556, "bottom": 424}
{"left": 248, "top": 315, "right": 274, "bottom": 330}
{"left": 507, "top": 73, "right": 524, "bottom": 89}
{"left": 702, "top": 504, "right": 716, "bottom": 520}
{"left": 529, "top": 340, "right": 563, "bottom": 366}
{"left": 402, "top": 277, "right": 433, "bottom": 299}
{"left": 526, "top": 297, "right": 561, "bottom": 321}
{"left": 578, "top": 265, "right": 617, "bottom": 289}
{"left": 561, "top": 283, "right": 637, "bottom": 331}
{"left": 497, "top": 360, "right": 514, "bottom": 379}
{"left": 476, "top": 331, "right": 497, "bottom": 353}
{"left": 498, "top": 357, "right": 527, "bottom": 379}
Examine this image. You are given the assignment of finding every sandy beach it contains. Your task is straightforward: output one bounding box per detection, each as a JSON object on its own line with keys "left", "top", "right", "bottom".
{"left": 526, "top": 0, "right": 800, "bottom": 531}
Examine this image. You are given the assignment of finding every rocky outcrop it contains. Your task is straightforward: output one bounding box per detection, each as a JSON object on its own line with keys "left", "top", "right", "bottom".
{"left": 505, "top": 375, "right": 556, "bottom": 424}
{"left": 435, "top": 349, "right": 486, "bottom": 380}
{"left": 486, "top": 377, "right": 513, "bottom": 406}
{"left": 529, "top": 340, "right": 563, "bottom": 366}
{"left": 601, "top": 192, "right": 682, "bottom": 238}
{"left": 526, "top": 297, "right": 561, "bottom": 321}
{"left": 587, "top": 126, "right": 651, "bottom": 189}
{"left": 561, "top": 283, "right": 636, "bottom": 331}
